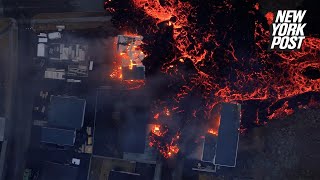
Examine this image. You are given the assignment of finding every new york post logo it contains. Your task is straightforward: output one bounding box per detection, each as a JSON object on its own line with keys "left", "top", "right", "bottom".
{"left": 270, "top": 10, "right": 307, "bottom": 50}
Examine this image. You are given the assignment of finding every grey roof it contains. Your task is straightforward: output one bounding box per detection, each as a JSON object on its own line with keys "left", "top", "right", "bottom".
{"left": 122, "top": 66, "right": 145, "bottom": 80}
{"left": 0, "top": 117, "right": 5, "bottom": 141}
{"left": 40, "top": 162, "right": 78, "bottom": 180}
{"left": 202, "top": 134, "right": 217, "bottom": 162}
{"left": 108, "top": 170, "right": 141, "bottom": 180}
{"left": 48, "top": 96, "right": 86, "bottom": 130}
{"left": 120, "top": 110, "right": 147, "bottom": 154}
{"left": 93, "top": 90, "right": 148, "bottom": 157}
{"left": 41, "top": 127, "right": 76, "bottom": 146}
{"left": 214, "top": 103, "right": 241, "bottom": 167}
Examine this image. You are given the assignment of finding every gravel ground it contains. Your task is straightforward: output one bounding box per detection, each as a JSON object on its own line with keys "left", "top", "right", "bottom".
{"left": 214, "top": 108, "right": 320, "bottom": 180}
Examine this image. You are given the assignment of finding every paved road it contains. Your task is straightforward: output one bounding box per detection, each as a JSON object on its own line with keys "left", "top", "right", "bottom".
{"left": 2, "top": 0, "right": 105, "bottom": 17}
{"left": 0, "top": 1, "right": 3, "bottom": 16}
{"left": 0, "top": 18, "right": 18, "bottom": 180}
{"left": 4, "top": 19, "right": 35, "bottom": 180}
{"left": 3, "top": 16, "right": 114, "bottom": 180}
{"left": 0, "top": 1, "right": 107, "bottom": 179}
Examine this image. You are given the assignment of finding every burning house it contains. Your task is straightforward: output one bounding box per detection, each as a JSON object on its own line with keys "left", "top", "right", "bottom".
{"left": 117, "top": 35, "right": 146, "bottom": 80}
{"left": 104, "top": 0, "right": 320, "bottom": 157}
{"left": 93, "top": 88, "right": 156, "bottom": 160}
{"left": 191, "top": 103, "right": 241, "bottom": 172}
{"left": 90, "top": 88, "right": 160, "bottom": 180}
{"left": 214, "top": 103, "right": 241, "bottom": 167}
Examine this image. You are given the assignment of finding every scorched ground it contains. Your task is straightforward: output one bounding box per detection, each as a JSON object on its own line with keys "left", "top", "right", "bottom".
{"left": 105, "top": 0, "right": 320, "bottom": 158}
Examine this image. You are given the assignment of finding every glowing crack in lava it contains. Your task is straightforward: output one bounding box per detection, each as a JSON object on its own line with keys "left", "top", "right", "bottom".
{"left": 105, "top": 0, "right": 320, "bottom": 158}
{"left": 150, "top": 124, "right": 180, "bottom": 158}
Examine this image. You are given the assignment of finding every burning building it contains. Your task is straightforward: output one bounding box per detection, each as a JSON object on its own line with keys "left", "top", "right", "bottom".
{"left": 214, "top": 103, "right": 241, "bottom": 167}
{"left": 117, "top": 35, "right": 146, "bottom": 80}
{"left": 105, "top": 0, "right": 320, "bottom": 167}
{"left": 189, "top": 103, "right": 241, "bottom": 172}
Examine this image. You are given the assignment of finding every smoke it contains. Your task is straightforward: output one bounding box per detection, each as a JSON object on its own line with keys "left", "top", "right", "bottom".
{"left": 105, "top": 0, "right": 320, "bottom": 158}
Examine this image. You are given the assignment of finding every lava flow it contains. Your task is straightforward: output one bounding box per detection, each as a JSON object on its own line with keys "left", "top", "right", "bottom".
{"left": 105, "top": 0, "right": 320, "bottom": 158}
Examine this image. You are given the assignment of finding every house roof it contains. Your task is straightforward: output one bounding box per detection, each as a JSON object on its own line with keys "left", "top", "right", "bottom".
{"left": 122, "top": 66, "right": 145, "bottom": 80}
{"left": 117, "top": 35, "right": 145, "bottom": 80}
{"left": 47, "top": 96, "right": 86, "bottom": 130}
{"left": 108, "top": 170, "right": 141, "bottom": 180}
{"left": 119, "top": 108, "right": 147, "bottom": 154}
{"left": 93, "top": 89, "right": 149, "bottom": 157}
{"left": 202, "top": 134, "right": 217, "bottom": 162}
{"left": 0, "top": 117, "right": 5, "bottom": 141}
{"left": 214, "top": 103, "right": 241, "bottom": 167}
{"left": 41, "top": 127, "right": 76, "bottom": 146}
{"left": 40, "top": 162, "right": 78, "bottom": 180}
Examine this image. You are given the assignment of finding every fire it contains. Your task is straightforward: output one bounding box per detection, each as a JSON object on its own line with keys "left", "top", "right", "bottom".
{"left": 153, "top": 113, "right": 159, "bottom": 120}
{"left": 207, "top": 129, "right": 218, "bottom": 136}
{"left": 265, "top": 12, "right": 274, "bottom": 25}
{"left": 109, "top": 65, "right": 122, "bottom": 79}
{"left": 105, "top": 0, "right": 320, "bottom": 158}
{"left": 131, "top": 0, "right": 189, "bottom": 25}
{"left": 167, "top": 145, "right": 179, "bottom": 157}
{"left": 151, "top": 124, "right": 165, "bottom": 137}
{"left": 268, "top": 101, "right": 294, "bottom": 120}
{"left": 208, "top": 114, "right": 221, "bottom": 136}
{"left": 164, "top": 107, "right": 170, "bottom": 116}
{"left": 109, "top": 34, "right": 146, "bottom": 89}
{"left": 149, "top": 124, "right": 180, "bottom": 158}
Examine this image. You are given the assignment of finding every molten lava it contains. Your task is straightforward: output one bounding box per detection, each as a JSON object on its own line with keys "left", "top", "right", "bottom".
{"left": 105, "top": 0, "right": 320, "bottom": 158}
{"left": 149, "top": 124, "right": 180, "bottom": 158}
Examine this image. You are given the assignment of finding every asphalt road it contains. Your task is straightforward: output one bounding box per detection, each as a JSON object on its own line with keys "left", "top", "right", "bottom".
{"left": 4, "top": 19, "right": 35, "bottom": 180}
{"left": 2, "top": 0, "right": 105, "bottom": 17}
{"left": 0, "top": 1, "right": 3, "bottom": 17}
{"left": 0, "top": 1, "right": 107, "bottom": 179}
{"left": 3, "top": 17, "right": 114, "bottom": 180}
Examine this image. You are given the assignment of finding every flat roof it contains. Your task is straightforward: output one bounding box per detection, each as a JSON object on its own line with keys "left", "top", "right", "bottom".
{"left": 0, "top": 117, "right": 5, "bottom": 141}
{"left": 214, "top": 103, "right": 241, "bottom": 167}
{"left": 48, "top": 96, "right": 86, "bottom": 130}
{"left": 120, "top": 109, "right": 147, "bottom": 154}
{"left": 122, "top": 66, "right": 145, "bottom": 80}
{"left": 41, "top": 127, "right": 76, "bottom": 146}
{"left": 0, "top": 88, "right": 4, "bottom": 116}
{"left": 40, "top": 161, "right": 78, "bottom": 180}
{"left": 202, "top": 134, "right": 217, "bottom": 162}
{"left": 117, "top": 35, "right": 145, "bottom": 80}
{"left": 94, "top": 89, "right": 149, "bottom": 157}
{"left": 108, "top": 170, "right": 140, "bottom": 180}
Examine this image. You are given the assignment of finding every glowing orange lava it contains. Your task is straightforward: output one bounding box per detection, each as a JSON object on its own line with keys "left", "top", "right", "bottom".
{"left": 106, "top": 0, "right": 320, "bottom": 158}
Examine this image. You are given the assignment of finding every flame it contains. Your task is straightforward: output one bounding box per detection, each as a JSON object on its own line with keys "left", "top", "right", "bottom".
{"left": 265, "top": 12, "right": 274, "bottom": 25}
{"left": 109, "top": 34, "right": 146, "bottom": 89}
{"left": 105, "top": 0, "right": 320, "bottom": 158}
{"left": 208, "top": 114, "right": 221, "bottom": 136}
{"left": 164, "top": 107, "right": 170, "bottom": 116}
{"left": 154, "top": 113, "right": 160, "bottom": 120}
{"left": 208, "top": 129, "right": 218, "bottom": 136}
{"left": 149, "top": 124, "right": 180, "bottom": 158}
{"left": 151, "top": 124, "right": 164, "bottom": 137}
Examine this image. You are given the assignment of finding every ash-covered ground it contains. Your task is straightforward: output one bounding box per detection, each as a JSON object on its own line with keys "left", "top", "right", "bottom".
{"left": 226, "top": 108, "right": 320, "bottom": 180}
